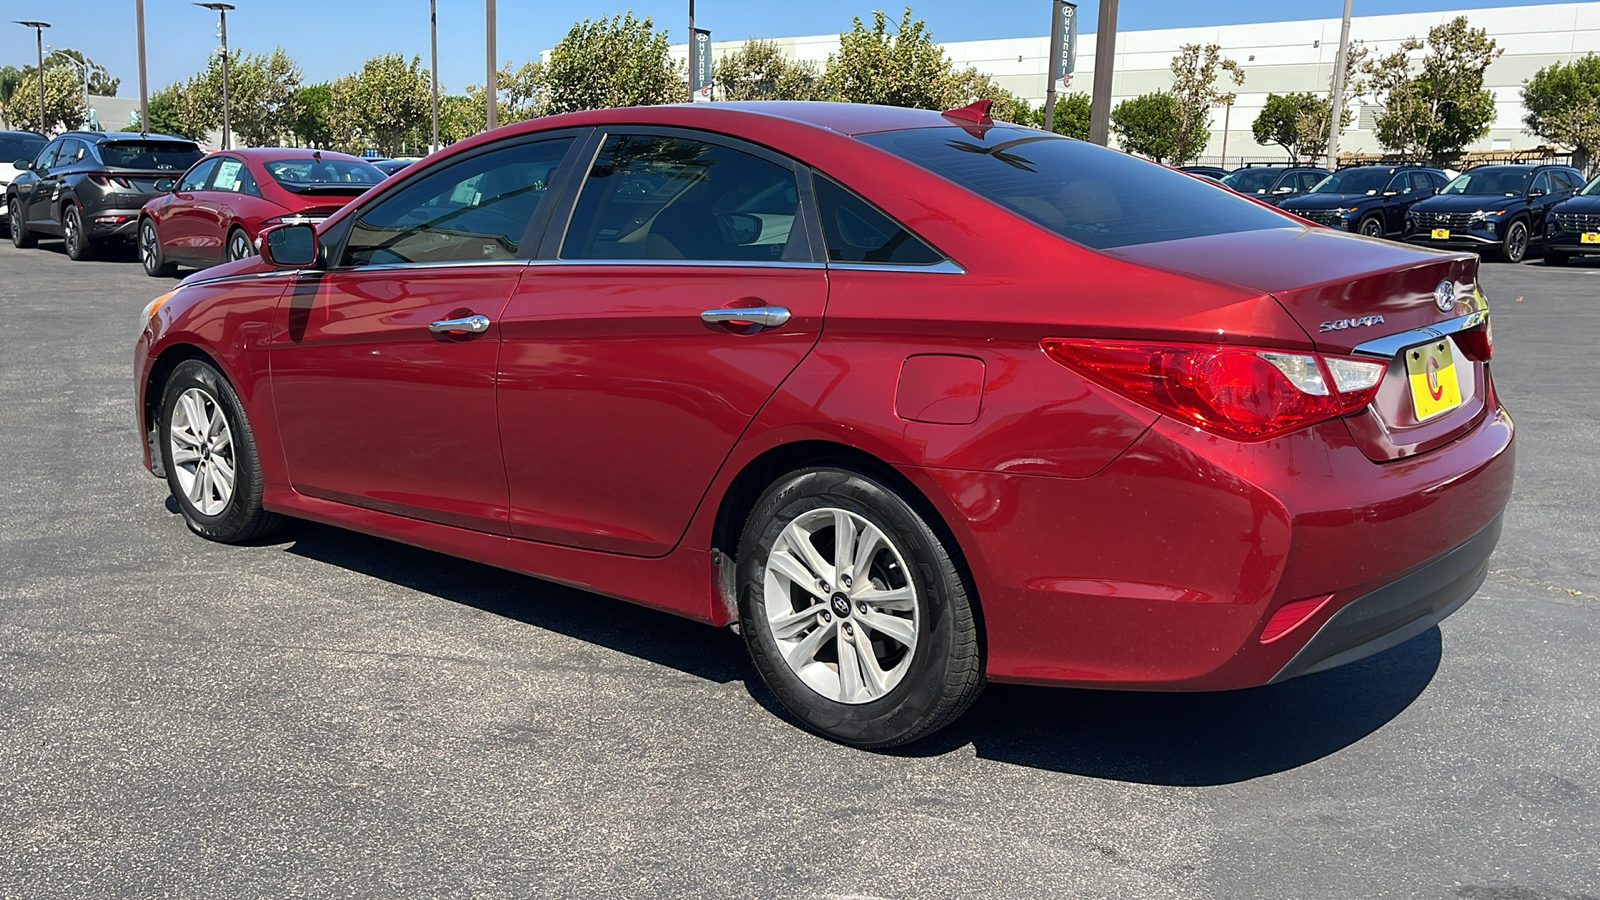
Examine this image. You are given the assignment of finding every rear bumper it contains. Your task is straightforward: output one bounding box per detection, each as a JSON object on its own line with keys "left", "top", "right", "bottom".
{"left": 1268, "top": 512, "right": 1500, "bottom": 683}
{"left": 85, "top": 208, "right": 143, "bottom": 238}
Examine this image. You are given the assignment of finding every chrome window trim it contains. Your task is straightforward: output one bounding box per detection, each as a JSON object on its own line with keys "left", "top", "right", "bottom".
{"left": 524, "top": 258, "right": 826, "bottom": 270}
{"left": 827, "top": 259, "right": 966, "bottom": 275}
{"left": 1350, "top": 310, "right": 1489, "bottom": 359}
{"left": 330, "top": 259, "right": 531, "bottom": 273}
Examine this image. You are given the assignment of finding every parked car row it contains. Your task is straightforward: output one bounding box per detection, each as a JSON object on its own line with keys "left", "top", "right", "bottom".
{"left": 4, "top": 132, "right": 392, "bottom": 274}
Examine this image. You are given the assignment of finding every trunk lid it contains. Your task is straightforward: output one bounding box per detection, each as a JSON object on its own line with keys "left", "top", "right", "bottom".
{"left": 1106, "top": 226, "right": 1489, "bottom": 461}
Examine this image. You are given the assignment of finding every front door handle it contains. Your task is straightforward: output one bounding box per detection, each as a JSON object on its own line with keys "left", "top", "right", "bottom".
{"left": 429, "top": 314, "right": 492, "bottom": 334}
{"left": 699, "top": 306, "right": 791, "bottom": 328}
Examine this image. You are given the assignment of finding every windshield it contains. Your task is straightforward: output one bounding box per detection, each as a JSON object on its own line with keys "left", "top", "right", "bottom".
{"left": 1219, "top": 168, "right": 1283, "bottom": 194}
{"left": 1442, "top": 169, "right": 1533, "bottom": 196}
{"left": 860, "top": 127, "right": 1293, "bottom": 251}
{"left": 99, "top": 141, "right": 203, "bottom": 171}
{"left": 265, "top": 158, "right": 385, "bottom": 191}
{"left": 1581, "top": 176, "right": 1600, "bottom": 197}
{"left": 1310, "top": 168, "right": 1393, "bottom": 195}
{"left": 1, "top": 136, "right": 47, "bottom": 165}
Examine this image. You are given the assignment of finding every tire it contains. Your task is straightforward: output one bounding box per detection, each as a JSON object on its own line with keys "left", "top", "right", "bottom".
{"left": 1358, "top": 215, "right": 1385, "bottom": 238}
{"left": 9, "top": 198, "right": 35, "bottom": 248}
{"left": 140, "top": 219, "right": 176, "bottom": 277}
{"left": 158, "top": 359, "right": 284, "bottom": 543}
{"left": 737, "top": 465, "right": 984, "bottom": 748}
{"left": 63, "top": 204, "right": 95, "bottom": 261}
{"left": 1545, "top": 250, "right": 1570, "bottom": 267}
{"left": 226, "top": 226, "right": 254, "bottom": 263}
{"left": 1496, "top": 220, "right": 1529, "bottom": 263}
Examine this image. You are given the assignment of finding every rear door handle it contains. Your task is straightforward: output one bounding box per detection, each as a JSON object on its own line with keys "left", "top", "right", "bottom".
{"left": 699, "top": 306, "right": 791, "bottom": 328}
{"left": 429, "top": 314, "right": 492, "bottom": 334}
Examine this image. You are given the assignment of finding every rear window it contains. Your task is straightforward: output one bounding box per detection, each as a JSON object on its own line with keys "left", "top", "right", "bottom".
{"left": 860, "top": 127, "right": 1292, "bottom": 251}
{"left": 264, "top": 158, "right": 385, "bottom": 192}
{"left": 1219, "top": 168, "right": 1284, "bottom": 194}
{"left": 1, "top": 136, "right": 47, "bottom": 164}
{"left": 99, "top": 141, "right": 203, "bottom": 171}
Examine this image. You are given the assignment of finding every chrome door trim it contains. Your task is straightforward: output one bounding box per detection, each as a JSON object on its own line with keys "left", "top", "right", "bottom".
{"left": 527, "top": 258, "right": 826, "bottom": 270}
{"left": 700, "top": 306, "right": 791, "bottom": 327}
{"left": 1350, "top": 310, "right": 1489, "bottom": 359}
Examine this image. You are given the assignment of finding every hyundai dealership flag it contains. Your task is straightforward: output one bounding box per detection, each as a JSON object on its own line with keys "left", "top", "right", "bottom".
{"left": 1056, "top": 2, "right": 1078, "bottom": 89}
{"left": 692, "top": 29, "right": 714, "bottom": 102}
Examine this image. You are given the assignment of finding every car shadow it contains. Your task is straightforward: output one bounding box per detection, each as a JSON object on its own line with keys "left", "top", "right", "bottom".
{"left": 269, "top": 520, "right": 1438, "bottom": 785}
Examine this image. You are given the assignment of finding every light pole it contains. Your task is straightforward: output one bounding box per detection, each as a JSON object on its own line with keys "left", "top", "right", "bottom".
{"left": 137, "top": 0, "right": 149, "bottom": 137}
{"left": 485, "top": 0, "right": 497, "bottom": 131}
{"left": 1325, "top": 0, "right": 1354, "bottom": 170}
{"left": 688, "top": 0, "right": 696, "bottom": 103}
{"left": 430, "top": 0, "right": 440, "bottom": 152}
{"left": 13, "top": 21, "right": 50, "bottom": 135}
{"left": 1087, "top": 0, "right": 1117, "bottom": 146}
{"left": 195, "top": 3, "right": 235, "bottom": 150}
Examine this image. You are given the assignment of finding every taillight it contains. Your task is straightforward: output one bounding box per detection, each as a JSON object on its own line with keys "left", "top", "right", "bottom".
{"left": 86, "top": 173, "right": 133, "bottom": 189}
{"left": 1453, "top": 320, "right": 1492, "bottom": 361}
{"left": 1042, "top": 339, "right": 1387, "bottom": 442}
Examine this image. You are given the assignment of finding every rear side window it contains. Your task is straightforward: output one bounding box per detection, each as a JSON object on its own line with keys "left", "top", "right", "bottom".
{"left": 100, "top": 141, "right": 202, "bottom": 171}
{"left": 812, "top": 174, "right": 942, "bottom": 265}
{"left": 1297, "top": 172, "right": 1323, "bottom": 192}
{"left": 342, "top": 137, "right": 572, "bottom": 266}
{"left": 211, "top": 157, "right": 258, "bottom": 195}
{"left": 862, "top": 127, "right": 1292, "bottom": 250}
{"left": 1409, "top": 172, "right": 1435, "bottom": 193}
{"left": 561, "top": 134, "right": 807, "bottom": 263}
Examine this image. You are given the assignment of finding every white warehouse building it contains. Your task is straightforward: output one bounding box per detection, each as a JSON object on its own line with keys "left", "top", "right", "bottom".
{"left": 672, "top": 2, "right": 1600, "bottom": 163}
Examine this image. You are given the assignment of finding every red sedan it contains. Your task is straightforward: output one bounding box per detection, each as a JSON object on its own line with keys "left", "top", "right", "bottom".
{"left": 132, "top": 102, "right": 1513, "bottom": 748}
{"left": 138, "top": 148, "right": 384, "bottom": 276}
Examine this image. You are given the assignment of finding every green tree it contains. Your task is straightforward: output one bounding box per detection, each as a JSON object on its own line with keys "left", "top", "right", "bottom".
{"left": 714, "top": 38, "right": 823, "bottom": 101}
{"left": 949, "top": 68, "right": 1034, "bottom": 124}
{"left": 1168, "top": 43, "right": 1244, "bottom": 164}
{"left": 329, "top": 54, "right": 432, "bottom": 156}
{"left": 43, "top": 49, "right": 119, "bottom": 96}
{"left": 187, "top": 48, "right": 302, "bottom": 147}
{"left": 542, "top": 13, "right": 681, "bottom": 114}
{"left": 291, "top": 82, "right": 334, "bottom": 148}
{"left": 3, "top": 67, "right": 86, "bottom": 133}
{"left": 1111, "top": 91, "right": 1184, "bottom": 164}
{"left": 438, "top": 93, "right": 485, "bottom": 144}
{"left": 138, "top": 84, "right": 207, "bottom": 141}
{"left": 1042, "top": 92, "right": 1092, "bottom": 138}
{"left": 466, "top": 60, "right": 545, "bottom": 130}
{"left": 1365, "top": 16, "right": 1501, "bottom": 165}
{"left": 1522, "top": 55, "right": 1600, "bottom": 171}
{"left": 821, "top": 7, "right": 964, "bottom": 109}
{"left": 1252, "top": 92, "right": 1333, "bottom": 162}
{"left": 0, "top": 65, "right": 23, "bottom": 109}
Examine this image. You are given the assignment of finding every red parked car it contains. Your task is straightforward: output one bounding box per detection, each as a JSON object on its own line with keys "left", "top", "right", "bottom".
{"left": 132, "top": 102, "right": 1513, "bottom": 748}
{"left": 138, "top": 148, "right": 384, "bottom": 276}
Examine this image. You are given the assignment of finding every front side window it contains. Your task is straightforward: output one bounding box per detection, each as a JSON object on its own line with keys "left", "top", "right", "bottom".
{"left": 179, "top": 158, "right": 220, "bottom": 192}
{"left": 561, "top": 134, "right": 806, "bottom": 262}
{"left": 863, "top": 127, "right": 1293, "bottom": 251}
{"left": 34, "top": 140, "right": 65, "bottom": 170}
{"left": 342, "top": 138, "right": 572, "bottom": 266}
{"left": 1531, "top": 172, "right": 1551, "bottom": 195}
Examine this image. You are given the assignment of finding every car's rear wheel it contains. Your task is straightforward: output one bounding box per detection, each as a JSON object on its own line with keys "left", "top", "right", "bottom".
{"left": 158, "top": 360, "right": 283, "bottom": 543}
{"left": 9, "top": 200, "right": 34, "bottom": 248}
{"left": 1497, "top": 220, "right": 1529, "bottom": 263}
{"left": 63, "top": 205, "right": 94, "bottom": 261}
{"left": 737, "top": 466, "right": 984, "bottom": 748}
{"left": 226, "top": 227, "right": 253, "bottom": 263}
{"left": 140, "top": 219, "right": 176, "bottom": 277}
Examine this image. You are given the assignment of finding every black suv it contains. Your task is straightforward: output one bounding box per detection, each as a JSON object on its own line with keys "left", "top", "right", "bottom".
{"left": 6, "top": 131, "right": 204, "bottom": 260}
{"left": 1541, "top": 173, "right": 1600, "bottom": 266}
{"left": 1403, "top": 163, "right": 1584, "bottom": 263}
{"left": 1279, "top": 164, "right": 1449, "bottom": 238}
{"left": 1218, "top": 164, "right": 1330, "bottom": 206}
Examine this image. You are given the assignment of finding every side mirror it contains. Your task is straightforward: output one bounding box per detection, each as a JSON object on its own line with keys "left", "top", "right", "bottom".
{"left": 260, "top": 223, "right": 322, "bottom": 268}
{"left": 1382, "top": 190, "right": 1400, "bottom": 196}
{"left": 12, "top": 159, "right": 29, "bottom": 171}
{"left": 153, "top": 177, "right": 175, "bottom": 192}
{"left": 1273, "top": 186, "right": 1295, "bottom": 194}
{"left": 1433, "top": 188, "right": 1441, "bottom": 195}
{"left": 1527, "top": 188, "right": 1547, "bottom": 198}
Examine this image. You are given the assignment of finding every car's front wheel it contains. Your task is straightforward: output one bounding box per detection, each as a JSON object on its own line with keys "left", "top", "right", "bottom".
{"left": 9, "top": 199, "right": 34, "bottom": 248}
{"left": 63, "top": 204, "right": 94, "bottom": 261}
{"left": 140, "top": 219, "right": 176, "bottom": 277}
{"left": 1358, "top": 215, "right": 1385, "bottom": 238}
{"left": 737, "top": 465, "right": 984, "bottom": 748}
{"left": 1497, "top": 220, "right": 1529, "bottom": 263}
{"left": 158, "top": 360, "right": 284, "bottom": 543}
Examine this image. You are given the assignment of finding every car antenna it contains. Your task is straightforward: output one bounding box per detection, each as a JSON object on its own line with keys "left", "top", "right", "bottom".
{"left": 312, "top": 150, "right": 322, "bottom": 161}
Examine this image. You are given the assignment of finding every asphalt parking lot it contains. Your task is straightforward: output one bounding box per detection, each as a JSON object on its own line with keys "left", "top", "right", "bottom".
{"left": 1, "top": 238, "right": 1596, "bottom": 899}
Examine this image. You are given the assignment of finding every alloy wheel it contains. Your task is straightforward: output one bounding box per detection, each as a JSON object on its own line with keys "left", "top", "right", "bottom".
{"left": 761, "top": 507, "right": 920, "bottom": 704}
{"left": 1360, "top": 218, "right": 1383, "bottom": 237}
{"left": 229, "top": 231, "right": 252, "bottom": 262}
{"left": 1505, "top": 222, "right": 1528, "bottom": 263}
{"left": 64, "top": 208, "right": 80, "bottom": 256}
{"left": 168, "top": 387, "right": 237, "bottom": 517}
{"left": 140, "top": 222, "right": 158, "bottom": 273}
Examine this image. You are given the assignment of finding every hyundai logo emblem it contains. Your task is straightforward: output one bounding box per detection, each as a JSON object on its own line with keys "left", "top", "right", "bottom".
{"left": 1434, "top": 280, "right": 1456, "bottom": 313}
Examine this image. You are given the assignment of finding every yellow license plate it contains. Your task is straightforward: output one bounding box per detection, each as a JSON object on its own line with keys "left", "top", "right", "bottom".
{"left": 1582, "top": 233, "right": 1600, "bottom": 244}
{"left": 1431, "top": 228, "right": 1451, "bottom": 239}
{"left": 1406, "top": 339, "right": 1463, "bottom": 421}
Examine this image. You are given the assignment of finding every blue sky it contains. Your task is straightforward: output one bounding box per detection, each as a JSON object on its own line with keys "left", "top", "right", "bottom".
{"left": 0, "top": 0, "right": 1581, "bottom": 96}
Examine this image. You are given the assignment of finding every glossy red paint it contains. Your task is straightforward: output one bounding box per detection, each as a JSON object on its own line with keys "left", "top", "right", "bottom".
{"left": 140, "top": 148, "right": 378, "bottom": 270}
{"left": 133, "top": 102, "right": 1514, "bottom": 693}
